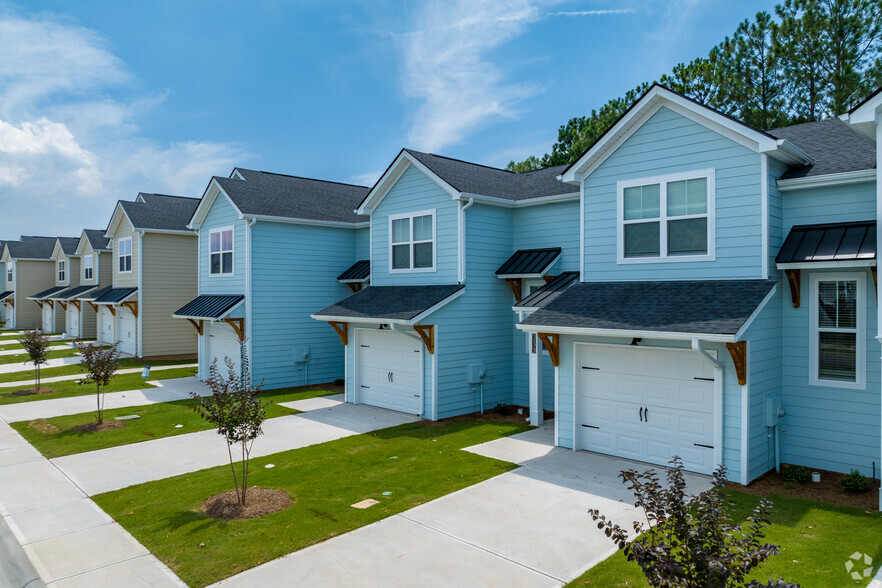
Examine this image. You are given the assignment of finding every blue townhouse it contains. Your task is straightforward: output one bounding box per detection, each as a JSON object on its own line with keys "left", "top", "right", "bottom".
{"left": 174, "top": 168, "right": 369, "bottom": 390}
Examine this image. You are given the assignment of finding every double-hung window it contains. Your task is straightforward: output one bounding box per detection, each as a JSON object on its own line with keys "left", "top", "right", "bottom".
{"left": 84, "top": 254, "right": 94, "bottom": 280}
{"left": 209, "top": 228, "right": 234, "bottom": 275}
{"left": 118, "top": 237, "right": 132, "bottom": 273}
{"left": 618, "top": 170, "right": 715, "bottom": 262}
{"left": 810, "top": 273, "right": 865, "bottom": 389}
{"left": 57, "top": 260, "right": 65, "bottom": 283}
{"left": 389, "top": 211, "right": 435, "bottom": 272}
{"left": 6, "top": 265, "right": 12, "bottom": 283}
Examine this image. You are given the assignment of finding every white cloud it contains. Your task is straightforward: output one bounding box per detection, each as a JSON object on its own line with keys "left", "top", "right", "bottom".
{"left": 551, "top": 9, "right": 634, "bottom": 16}
{"left": 0, "top": 11, "right": 247, "bottom": 237}
{"left": 349, "top": 170, "right": 383, "bottom": 187}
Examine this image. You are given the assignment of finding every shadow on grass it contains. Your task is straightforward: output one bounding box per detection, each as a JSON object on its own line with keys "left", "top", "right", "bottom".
{"left": 162, "top": 508, "right": 231, "bottom": 535}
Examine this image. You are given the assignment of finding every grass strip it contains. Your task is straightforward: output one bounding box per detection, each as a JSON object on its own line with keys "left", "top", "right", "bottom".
{"left": 0, "top": 357, "right": 193, "bottom": 384}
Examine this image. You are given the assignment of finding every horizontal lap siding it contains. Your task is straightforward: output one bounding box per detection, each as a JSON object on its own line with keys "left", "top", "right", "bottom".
{"left": 141, "top": 234, "right": 198, "bottom": 357}
{"left": 111, "top": 218, "right": 139, "bottom": 288}
{"left": 370, "top": 165, "right": 458, "bottom": 286}
{"left": 583, "top": 106, "right": 762, "bottom": 280}
{"left": 433, "top": 204, "right": 514, "bottom": 418}
{"left": 782, "top": 182, "right": 876, "bottom": 230}
{"left": 250, "top": 222, "right": 355, "bottom": 390}
{"left": 200, "top": 193, "right": 246, "bottom": 295}
{"left": 355, "top": 227, "right": 369, "bottom": 260}
{"left": 15, "top": 261, "right": 55, "bottom": 330}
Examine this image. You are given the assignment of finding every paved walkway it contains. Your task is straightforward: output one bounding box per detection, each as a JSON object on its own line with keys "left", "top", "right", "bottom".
{"left": 0, "top": 363, "right": 196, "bottom": 389}
{"left": 0, "top": 356, "right": 82, "bottom": 375}
{"left": 0, "top": 344, "right": 71, "bottom": 357}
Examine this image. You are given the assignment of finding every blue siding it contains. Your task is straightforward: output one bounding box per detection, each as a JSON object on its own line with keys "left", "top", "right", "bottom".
{"left": 512, "top": 200, "right": 581, "bottom": 271}
{"left": 370, "top": 165, "right": 459, "bottom": 286}
{"left": 250, "top": 221, "right": 356, "bottom": 389}
{"left": 583, "top": 106, "right": 763, "bottom": 280}
{"left": 355, "top": 227, "right": 370, "bottom": 261}
{"left": 199, "top": 192, "right": 246, "bottom": 295}
{"left": 782, "top": 181, "right": 876, "bottom": 230}
{"left": 768, "top": 159, "right": 787, "bottom": 279}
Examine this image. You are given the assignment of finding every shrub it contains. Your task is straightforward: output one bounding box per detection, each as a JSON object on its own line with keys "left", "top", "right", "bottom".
{"left": 838, "top": 469, "right": 872, "bottom": 493}
{"left": 781, "top": 464, "right": 811, "bottom": 488}
{"left": 333, "top": 378, "right": 345, "bottom": 387}
{"left": 18, "top": 330, "right": 50, "bottom": 391}
{"left": 588, "top": 458, "right": 799, "bottom": 588}
{"left": 493, "top": 403, "right": 513, "bottom": 416}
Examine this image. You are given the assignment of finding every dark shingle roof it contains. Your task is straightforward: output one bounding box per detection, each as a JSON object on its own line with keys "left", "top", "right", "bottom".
{"left": 95, "top": 287, "right": 137, "bottom": 304}
{"left": 314, "top": 285, "right": 464, "bottom": 321}
{"left": 768, "top": 118, "right": 876, "bottom": 179}
{"left": 79, "top": 286, "right": 114, "bottom": 301}
{"left": 6, "top": 236, "right": 61, "bottom": 260}
{"left": 84, "top": 229, "right": 111, "bottom": 251}
{"left": 119, "top": 194, "right": 199, "bottom": 232}
{"left": 0, "top": 291, "right": 13, "bottom": 301}
{"left": 338, "top": 260, "right": 370, "bottom": 282}
{"left": 58, "top": 237, "right": 80, "bottom": 256}
{"left": 521, "top": 280, "right": 776, "bottom": 335}
{"left": 213, "top": 169, "right": 369, "bottom": 224}
{"left": 51, "top": 285, "right": 98, "bottom": 300}
{"left": 496, "top": 248, "right": 562, "bottom": 276}
{"left": 776, "top": 220, "right": 875, "bottom": 264}
{"left": 515, "top": 271, "right": 580, "bottom": 309}
{"left": 405, "top": 150, "right": 574, "bottom": 201}
{"left": 29, "top": 286, "right": 67, "bottom": 300}
{"left": 173, "top": 295, "right": 244, "bottom": 319}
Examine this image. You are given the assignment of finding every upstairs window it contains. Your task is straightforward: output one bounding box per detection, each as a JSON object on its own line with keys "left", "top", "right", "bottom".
{"left": 118, "top": 237, "right": 132, "bottom": 273}
{"left": 618, "top": 170, "right": 714, "bottom": 263}
{"left": 6, "top": 265, "right": 12, "bottom": 283}
{"left": 390, "top": 211, "right": 435, "bottom": 272}
{"left": 57, "top": 260, "right": 66, "bottom": 283}
{"left": 209, "top": 228, "right": 234, "bottom": 275}
{"left": 810, "top": 273, "right": 865, "bottom": 389}
{"left": 84, "top": 254, "right": 94, "bottom": 280}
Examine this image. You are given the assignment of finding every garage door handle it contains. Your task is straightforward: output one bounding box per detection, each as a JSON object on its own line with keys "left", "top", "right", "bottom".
{"left": 693, "top": 443, "right": 713, "bottom": 449}
{"left": 581, "top": 424, "right": 599, "bottom": 429}
{"left": 644, "top": 407, "right": 648, "bottom": 422}
{"left": 361, "top": 385, "right": 370, "bottom": 389}
{"left": 639, "top": 406, "right": 643, "bottom": 422}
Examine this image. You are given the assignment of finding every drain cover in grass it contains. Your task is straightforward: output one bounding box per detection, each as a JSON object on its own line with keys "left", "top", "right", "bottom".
{"left": 382, "top": 491, "right": 392, "bottom": 496}
{"left": 265, "top": 464, "right": 275, "bottom": 469}
{"left": 351, "top": 499, "right": 379, "bottom": 509}
{"left": 174, "top": 424, "right": 183, "bottom": 428}
{"left": 114, "top": 415, "right": 141, "bottom": 421}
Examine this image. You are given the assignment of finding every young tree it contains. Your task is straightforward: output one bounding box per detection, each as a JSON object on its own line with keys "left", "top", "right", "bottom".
{"left": 17, "top": 330, "right": 50, "bottom": 392}
{"left": 588, "top": 458, "right": 797, "bottom": 587}
{"left": 75, "top": 340, "right": 121, "bottom": 424}
{"left": 190, "top": 341, "right": 267, "bottom": 506}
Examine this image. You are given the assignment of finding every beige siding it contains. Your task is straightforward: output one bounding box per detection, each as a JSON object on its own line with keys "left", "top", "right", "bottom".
{"left": 80, "top": 243, "right": 100, "bottom": 286}
{"left": 141, "top": 233, "right": 198, "bottom": 357}
{"left": 54, "top": 256, "right": 80, "bottom": 288}
{"left": 14, "top": 260, "right": 55, "bottom": 330}
{"left": 5, "top": 260, "right": 13, "bottom": 291}
{"left": 110, "top": 217, "right": 139, "bottom": 288}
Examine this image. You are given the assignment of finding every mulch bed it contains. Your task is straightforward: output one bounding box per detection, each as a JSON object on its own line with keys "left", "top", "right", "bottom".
{"left": 201, "top": 487, "right": 293, "bottom": 519}
{"left": 730, "top": 466, "right": 881, "bottom": 510}
{"left": 11, "top": 387, "right": 54, "bottom": 396}
{"left": 422, "top": 406, "right": 548, "bottom": 427}
{"left": 72, "top": 420, "right": 127, "bottom": 433}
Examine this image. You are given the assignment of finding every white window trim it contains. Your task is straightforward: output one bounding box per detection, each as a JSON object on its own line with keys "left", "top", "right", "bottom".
{"left": 118, "top": 237, "right": 133, "bottom": 274}
{"left": 57, "top": 260, "right": 66, "bottom": 284}
{"left": 208, "top": 226, "right": 235, "bottom": 277}
{"left": 83, "top": 254, "right": 94, "bottom": 281}
{"left": 388, "top": 209, "right": 436, "bottom": 274}
{"left": 808, "top": 271, "right": 866, "bottom": 390}
{"left": 616, "top": 168, "right": 716, "bottom": 264}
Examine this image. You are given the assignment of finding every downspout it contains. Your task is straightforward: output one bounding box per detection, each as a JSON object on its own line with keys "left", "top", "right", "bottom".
{"left": 136, "top": 230, "right": 144, "bottom": 358}
{"left": 458, "top": 197, "right": 475, "bottom": 284}
{"left": 875, "top": 112, "right": 882, "bottom": 510}
{"left": 246, "top": 217, "right": 256, "bottom": 385}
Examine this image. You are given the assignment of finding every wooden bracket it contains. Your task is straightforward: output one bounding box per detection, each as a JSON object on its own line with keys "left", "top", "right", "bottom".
{"left": 542, "top": 274, "right": 557, "bottom": 284}
{"left": 505, "top": 278, "right": 523, "bottom": 302}
{"left": 87, "top": 302, "right": 98, "bottom": 313}
{"left": 7, "top": 297, "right": 13, "bottom": 307}
{"left": 225, "top": 318, "right": 245, "bottom": 341}
{"left": 108, "top": 305, "right": 116, "bottom": 316}
{"left": 872, "top": 266, "right": 877, "bottom": 296}
{"left": 121, "top": 301, "right": 138, "bottom": 318}
{"left": 71, "top": 300, "right": 80, "bottom": 311}
{"left": 35, "top": 300, "right": 44, "bottom": 309}
{"left": 726, "top": 341, "right": 747, "bottom": 386}
{"left": 187, "top": 319, "right": 203, "bottom": 336}
{"left": 329, "top": 321, "right": 348, "bottom": 345}
{"left": 345, "top": 282, "right": 363, "bottom": 293}
{"left": 537, "top": 333, "right": 560, "bottom": 367}
{"left": 784, "top": 269, "right": 800, "bottom": 308}
{"left": 58, "top": 301, "right": 68, "bottom": 311}
{"left": 413, "top": 324, "right": 435, "bottom": 354}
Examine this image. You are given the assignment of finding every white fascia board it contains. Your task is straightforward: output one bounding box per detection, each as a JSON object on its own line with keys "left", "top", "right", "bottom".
{"left": 497, "top": 273, "right": 545, "bottom": 280}
{"left": 515, "top": 322, "right": 736, "bottom": 343}
{"left": 410, "top": 288, "right": 465, "bottom": 324}
{"left": 104, "top": 203, "right": 133, "bottom": 239}
{"left": 776, "top": 260, "right": 876, "bottom": 270}
{"left": 311, "top": 314, "right": 411, "bottom": 326}
{"left": 777, "top": 169, "right": 876, "bottom": 191}
{"left": 358, "top": 151, "right": 460, "bottom": 215}
{"left": 733, "top": 284, "right": 777, "bottom": 340}
{"left": 512, "top": 305, "right": 539, "bottom": 313}
{"left": 455, "top": 192, "right": 580, "bottom": 208}
{"left": 140, "top": 229, "right": 196, "bottom": 236}
{"left": 189, "top": 180, "right": 242, "bottom": 230}
{"left": 74, "top": 232, "right": 90, "bottom": 256}
{"left": 771, "top": 139, "right": 814, "bottom": 166}
{"left": 243, "top": 215, "right": 367, "bottom": 229}
{"left": 338, "top": 278, "right": 369, "bottom": 284}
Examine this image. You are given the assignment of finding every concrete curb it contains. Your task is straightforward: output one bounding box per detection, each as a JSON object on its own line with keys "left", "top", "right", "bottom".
{"left": 0, "top": 515, "right": 44, "bottom": 588}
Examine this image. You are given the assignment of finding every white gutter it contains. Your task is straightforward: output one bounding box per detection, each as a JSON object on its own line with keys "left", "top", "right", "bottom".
{"left": 776, "top": 260, "right": 876, "bottom": 270}
{"left": 515, "top": 323, "right": 736, "bottom": 343}
{"left": 245, "top": 217, "right": 256, "bottom": 378}
{"left": 136, "top": 230, "right": 144, "bottom": 358}
{"left": 457, "top": 192, "right": 580, "bottom": 209}
{"left": 777, "top": 169, "right": 876, "bottom": 191}
{"left": 458, "top": 198, "right": 474, "bottom": 284}
{"left": 237, "top": 214, "right": 368, "bottom": 229}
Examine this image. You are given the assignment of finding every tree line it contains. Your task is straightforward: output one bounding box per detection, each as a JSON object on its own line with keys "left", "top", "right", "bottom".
{"left": 507, "top": 0, "right": 881, "bottom": 172}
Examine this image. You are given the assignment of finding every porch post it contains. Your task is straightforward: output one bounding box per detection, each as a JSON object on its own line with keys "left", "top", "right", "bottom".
{"left": 528, "top": 333, "right": 543, "bottom": 426}
{"left": 875, "top": 112, "right": 882, "bottom": 510}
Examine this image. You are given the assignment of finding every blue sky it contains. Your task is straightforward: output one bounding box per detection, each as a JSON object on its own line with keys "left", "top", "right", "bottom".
{"left": 0, "top": 0, "right": 773, "bottom": 237}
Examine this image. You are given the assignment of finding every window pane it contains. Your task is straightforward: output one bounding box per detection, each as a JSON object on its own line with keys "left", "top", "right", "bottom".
{"left": 624, "top": 222, "right": 660, "bottom": 257}
{"left": 119, "top": 258, "right": 125, "bottom": 272}
{"left": 413, "top": 215, "right": 433, "bottom": 241}
{"left": 222, "top": 252, "right": 233, "bottom": 274}
{"left": 210, "top": 253, "right": 220, "bottom": 274}
{"left": 667, "top": 178, "right": 708, "bottom": 217}
{"left": 414, "top": 242, "right": 433, "bottom": 268}
{"left": 391, "top": 218, "right": 410, "bottom": 243}
{"left": 210, "top": 232, "right": 220, "bottom": 253}
{"left": 126, "top": 257, "right": 131, "bottom": 272}
{"left": 817, "top": 281, "right": 837, "bottom": 328}
{"left": 837, "top": 281, "right": 857, "bottom": 328}
{"left": 222, "top": 230, "right": 233, "bottom": 251}
{"left": 392, "top": 244, "right": 410, "bottom": 269}
{"left": 623, "top": 184, "right": 660, "bottom": 221}
{"left": 819, "top": 331, "right": 856, "bottom": 381}
{"left": 668, "top": 218, "right": 707, "bottom": 255}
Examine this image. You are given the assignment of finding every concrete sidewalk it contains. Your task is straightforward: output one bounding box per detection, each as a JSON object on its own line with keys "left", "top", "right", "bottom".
{"left": 0, "top": 356, "right": 82, "bottom": 375}
{"left": 52, "top": 395, "right": 419, "bottom": 496}
{"left": 0, "top": 363, "right": 196, "bottom": 389}
{"left": 0, "top": 344, "right": 70, "bottom": 357}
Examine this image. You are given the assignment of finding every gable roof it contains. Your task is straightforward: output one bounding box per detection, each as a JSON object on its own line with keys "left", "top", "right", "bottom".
{"left": 115, "top": 193, "right": 199, "bottom": 233}
{"left": 83, "top": 229, "right": 111, "bottom": 251}
{"left": 201, "top": 169, "right": 369, "bottom": 226}
{"left": 5, "top": 236, "right": 62, "bottom": 260}
{"left": 768, "top": 118, "right": 875, "bottom": 179}
{"left": 57, "top": 237, "right": 80, "bottom": 256}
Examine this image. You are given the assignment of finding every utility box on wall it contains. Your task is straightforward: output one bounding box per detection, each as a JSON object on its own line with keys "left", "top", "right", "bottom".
{"left": 292, "top": 346, "right": 310, "bottom": 363}
{"left": 764, "top": 396, "right": 784, "bottom": 427}
{"left": 467, "top": 362, "right": 485, "bottom": 385}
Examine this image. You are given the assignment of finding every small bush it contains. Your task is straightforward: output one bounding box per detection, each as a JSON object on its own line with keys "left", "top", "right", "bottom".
{"left": 333, "top": 378, "right": 345, "bottom": 387}
{"left": 781, "top": 464, "right": 811, "bottom": 488}
{"left": 839, "top": 469, "right": 872, "bottom": 493}
{"left": 493, "top": 403, "right": 513, "bottom": 416}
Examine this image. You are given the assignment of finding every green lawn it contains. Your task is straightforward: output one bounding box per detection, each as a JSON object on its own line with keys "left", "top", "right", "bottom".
{"left": 12, "top": 387, "right": 341, "bottom": 458}
{"left": 0, "top": 356, "right": 193, "bottom": 384}
{"left": 0, "top": 338, "right": 93, "bottom": 352}
{"left": 94, "top": 418, "right": 530, "bottom": 587}
{"left": 0, "top": 347, "right": 82, "bottom": 365}
{"left": 568, "top": 489, "right": 882, "bottom": 588}
{"left": 0, "top": 366, "right": 198, "bottom": 405}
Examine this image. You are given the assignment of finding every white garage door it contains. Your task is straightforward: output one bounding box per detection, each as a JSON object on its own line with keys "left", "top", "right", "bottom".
{"left": 41, "top": 304, "right": 54, "bottom": 333}
{"left": 207, "top": 324, "right": 241, "bottom": 376}
{"left": 579, "top": 345, "right": 715, "bottom": 474}
{"left": 67, "top": 305, "right": 80, "bottom": 338}
{"left": 357, "top": 330, "right": 422, "bottom": 415}
{"left": 99, "top": 307, "right": 114, "bottom": 345}
{"left": 117, "top": 308, "right": 136, "bottom": 355}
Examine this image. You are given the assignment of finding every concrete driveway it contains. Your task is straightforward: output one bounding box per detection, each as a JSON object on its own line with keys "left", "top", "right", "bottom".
{"left": 214, "top": 422, "right": 713, "bottom": 587}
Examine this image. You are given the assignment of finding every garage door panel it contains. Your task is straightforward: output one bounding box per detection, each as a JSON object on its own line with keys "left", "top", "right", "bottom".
{"left": 42, "top": 306, "right": 53, "bottom": 332}
{"left": 117, "top": 309, "right": 136, "bottom": 355}
{"left": 357, "top": 330, "right": 422, "bottom": 415}
{"left": 208, "top": 325, "right": 240, "bottom": 375}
